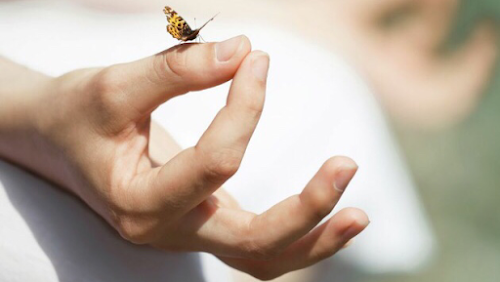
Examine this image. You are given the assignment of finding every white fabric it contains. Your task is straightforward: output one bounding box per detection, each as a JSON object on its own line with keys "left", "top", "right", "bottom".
{"left": 0, "top": 1, "right": 435, "bottom": 281}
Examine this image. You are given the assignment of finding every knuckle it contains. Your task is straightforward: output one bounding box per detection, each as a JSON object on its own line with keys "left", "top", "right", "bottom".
{"left": 85, "top": 66, "right": 132, "bottom": 132}
{"left": 201, "top": 148, "right": 243, "bottom": 182}
{"left": 238, "top": 218, "right": 284, "bottom": 260}
{"left": 108, "top": 188, "right": 161, "bottom": 245}
{"left": 241, "top": 233, "right": 281, "bottom": 260}
{"left": 88, "top": 66, "right": 127, "bottom": 111}
{"left": 244, "top": 98, "right": 264, "bottom": 121}
{"left": 91, "top": 67, "right": 124, "bottom": 98}
{"left": 248, "top": 243, "right": 280, "bottom": 260}
{"left": 307, "top": 192, "right": 336, "bottom": 220}
{"left": 159, "top": 44, "right": 215, "bottom": 85}
{"left": 163, "top": 47, "right": 189, "bottom": 79}
{"left": 114, "top": 213, "right": 157, "bottom": 245}
{"left": 302, "top": 188, "right": 336, "bottom": 221}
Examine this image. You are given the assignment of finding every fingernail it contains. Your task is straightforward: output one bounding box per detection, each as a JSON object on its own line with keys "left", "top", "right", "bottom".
{"left": 216, "top": 36, "right": 242, "bottom": 62}
{"left": 333, "top": 163, "right": 358, "bottom": 193}
{"left": 251, "top": 53, "right": 270, "bottom": 82}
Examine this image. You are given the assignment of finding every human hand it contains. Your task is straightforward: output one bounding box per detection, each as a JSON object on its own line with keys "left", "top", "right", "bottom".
{"left": 0, "top": 36, "right": 369, "bottom": 280}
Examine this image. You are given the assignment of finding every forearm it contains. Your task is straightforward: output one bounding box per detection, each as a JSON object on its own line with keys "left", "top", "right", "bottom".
{"left": 0, "top": 56, "right": 54, "bottom": 180}
{"left": 0, "top": 56, "right": 51, "bottom": 105}
{"left": 0, "top": 56, "right": 117, "bottom": 216}
{"left": 0, "top": 55, "right": 51, "bottom": 126}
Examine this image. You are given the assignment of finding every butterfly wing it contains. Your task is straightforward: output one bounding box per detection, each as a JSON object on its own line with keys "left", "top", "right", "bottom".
{"left": 164, "top": 6, "right": 197, "bottom": 41}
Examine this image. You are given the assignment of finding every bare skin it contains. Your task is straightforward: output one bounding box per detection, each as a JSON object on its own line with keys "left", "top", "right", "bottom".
{"left": 0, "top": 36, "right": 369, "bottom": 280}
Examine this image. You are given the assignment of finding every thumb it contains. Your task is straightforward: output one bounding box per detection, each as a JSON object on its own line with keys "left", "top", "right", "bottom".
{"left": 101, "top": 35, "right": 251, "bottom": 117}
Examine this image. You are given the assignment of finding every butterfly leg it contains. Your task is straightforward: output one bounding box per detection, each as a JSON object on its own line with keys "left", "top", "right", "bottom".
{"left": 194, "top": 17, "right": 201, "bottom": 43}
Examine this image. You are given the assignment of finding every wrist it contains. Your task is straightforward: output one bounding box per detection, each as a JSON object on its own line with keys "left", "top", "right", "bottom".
{"left": 0, "top": 57, "right": 54, "bottom": 172}
{"left": 0, "top": 57, "right": 52, "bottom": 131}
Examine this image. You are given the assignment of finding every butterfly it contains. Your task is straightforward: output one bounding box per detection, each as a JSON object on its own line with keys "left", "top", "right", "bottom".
{"left": 163, "top": 6, "right": 218, "bottom": 42}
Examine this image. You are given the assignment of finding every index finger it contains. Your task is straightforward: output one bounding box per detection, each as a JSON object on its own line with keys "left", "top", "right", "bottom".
{"left": 133, "top": 50, "right": 270, "bottom": 219}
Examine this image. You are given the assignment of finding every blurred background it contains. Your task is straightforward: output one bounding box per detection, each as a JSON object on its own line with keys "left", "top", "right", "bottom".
{"left": 362, "top": 0, "right": 500, "bottom": 282}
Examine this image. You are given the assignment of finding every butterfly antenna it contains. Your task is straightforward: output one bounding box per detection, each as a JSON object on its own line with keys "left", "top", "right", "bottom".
{"left": 198, "top": 12, "right": 220, "bottom": 31}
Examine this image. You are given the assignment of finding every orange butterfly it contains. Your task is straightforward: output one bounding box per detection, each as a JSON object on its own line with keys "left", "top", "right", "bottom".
{"left": 163, "top": 6, "right": 218, "bottom": 42}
